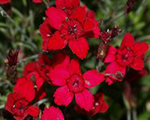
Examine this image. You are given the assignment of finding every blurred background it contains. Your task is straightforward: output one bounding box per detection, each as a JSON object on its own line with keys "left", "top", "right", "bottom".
{"left": 0, "top": 0, "right": 150, "bottom": 120}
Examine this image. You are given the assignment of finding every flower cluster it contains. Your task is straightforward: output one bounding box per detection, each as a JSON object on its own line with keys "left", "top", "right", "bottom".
{"left": 4, "top": 0, "right": 149, "bottom": 120}
{"left": 40, "top": 0, "right": 100, "bottom": 59}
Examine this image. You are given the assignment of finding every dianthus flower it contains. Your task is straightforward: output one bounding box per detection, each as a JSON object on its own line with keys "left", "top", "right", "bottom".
{"left": 49, "top": 54, "right": 105, "bottom": 111}
{"left": 40, "top": 0, "right": 100, "bottom": 59}
{"left": 5, "top": 77, "right": 40, "bottom": 120}
{"left": 104, "top": 33, "right": 149, "bottom": 85}
{"left": 5, "top": 76, "right": 42, "bottom": 120}
{"left": 5, "top": 92, "right": 40, "bottom": 120}
{"left": 42, "top": 106, "right": 64, "bottom": 120}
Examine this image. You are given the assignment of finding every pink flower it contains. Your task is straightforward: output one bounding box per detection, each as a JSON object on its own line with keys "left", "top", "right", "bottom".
{"left": 49, "top": 54, "right": 105, "bottom": 111}
{"left": 42, "top": 106, "right": 64, "bottom": 120}
{"left": 40, "top": 0, "right": 100, "bottom": 59}
{"left": 75, "top": 93, "right": 109, "bottom": 116}
{"left": 104, "top": 33, "right": 149, "bottom": 85}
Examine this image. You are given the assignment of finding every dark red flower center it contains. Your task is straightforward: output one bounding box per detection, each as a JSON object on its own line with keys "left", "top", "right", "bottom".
{"left": 11, "top": 99, "right": 28, "bottom": 117}
{"left": 60, "top": 20, "right": 83, "bottom": 40}
{"left": 67, "top": 74, "right": 85, "bottom": 93}
{"left": 116, "top": 47, "right": 134, "bottom": 66}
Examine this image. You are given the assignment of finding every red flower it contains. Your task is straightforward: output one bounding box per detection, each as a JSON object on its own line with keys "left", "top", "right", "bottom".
{"left": 5, "top": 92, "right": 40, "bottom": 120}
{"left": 0, "top": 0, "right": 10, "bottom": 4}
{"left": 104, "top": 33, "right": 149, "bottom": 85}
{"left": 41, "top": 106, "right": 64, "bottom": 120}
{"left": 49, "top": 54, "right": 105, "bottom": 111}
{"left": 75, "top": 93, "right": 109, "bottom": 116}
{"left": 40, "top": 0, "right": 100, "bottom": 59}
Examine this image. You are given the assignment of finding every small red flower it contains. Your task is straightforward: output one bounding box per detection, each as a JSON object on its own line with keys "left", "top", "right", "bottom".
{"left": 40, "top": 0, "right": 100, "bottom": 59}
{"left": 75, "top": 93, "right": 109, "bottom": 116}
{"left": 49, "top": 54, "right": 105, "bottom": 111}
{"left": 0, "top": 0, "right": 10, "bottom": 4}
{"left": 104, "top": 33, "right": 149, "bottom": 85}
{"left": 5, "top": 92, "right": 40, "bottom": 120}
{"left": 41, "top": 106, "right": 64, "bottom": 120}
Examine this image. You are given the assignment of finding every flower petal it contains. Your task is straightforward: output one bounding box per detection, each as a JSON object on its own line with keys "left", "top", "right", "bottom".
{"left": 51, "top": 53, "right": 70, "bottom": 68}
{"left": 130, "top": 58, "right": 144, "bottom": 70}
{"left": 133, "top": 42, "right": 149, "bottom": 56}
{"left": 121, "top": 33, "right": 135, "bottom": 48}
{"left": 68, "top": 59, "right": 81, "bottom": 75}
{"left": 46, "top": 7, "right": 67, "bottom": 30}
{"left": 47, "top": 32, "right": 68, "bottom": 50}
{"left": 14, "top": 78, "right": 35, "bottom": 102}
{"left": 27, "top": 106, "right": 40, "bottom": 118}
{"left": 49, "top": 67, "right": 70, "bottom": 86}
{"left": 83, "top": 70, "right": 105, "bottom": 88}
{"left": 56, "top": 0, "right": 80, "bottom": 10}
{"left": 71, "top": 7, "right": 86, "bottom": 23}
{"left": 27, "top": 72, "right": 44, "bottom": 91}
{"left": 23, "top": 62, "right": 37, "bottom": 76}
{"left": 105, "top": 77, "right": 114, "bottom": 85}
{"left": 83, "top": 19, "right": 95, "bottom": 32}
{"left": 75, "top": 89, "right": 94, "bottom": 111}
{"left": 69, "top": 37, "right": 89, "bottom": 59}
{"left": 105, "top": 62, "right": 126, "bottom": 85}
{"left": 40, "top": 19, "right": 52, "bottom": 41}
{"left": 104, "top": 45, "right": 117, "bottom": 63}
{"left": 54, "top": 86, "right": 74, "bottom": 106}
{"left": 0, "top": 0, "right": 10, "bottom": 4}
{"left": 42, "top": 106, "right": 64, "bottom": 120}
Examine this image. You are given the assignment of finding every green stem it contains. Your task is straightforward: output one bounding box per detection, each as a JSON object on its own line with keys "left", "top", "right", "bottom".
{"left": 132, "top": 109, "right": 137, "bottom": 120}
{"left": 127, "top": 109, "right": 131, "bottom": 120}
